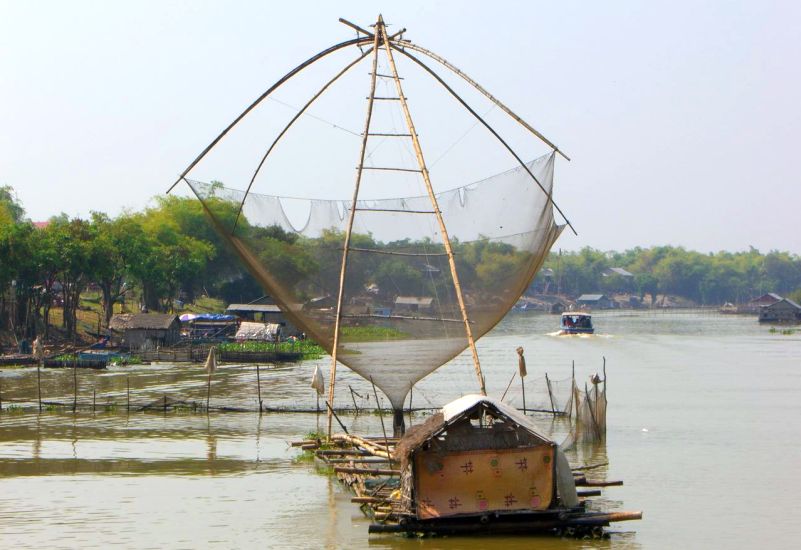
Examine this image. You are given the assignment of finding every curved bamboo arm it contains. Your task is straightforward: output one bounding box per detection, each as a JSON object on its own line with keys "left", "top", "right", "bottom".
{"left": 232, "top": 47, "right": 375, "bottom": 232}
{"left": 395, "top": 40, "right": 570, "bottom": 162}
{"left": 167, "top": 36, "right": 373, "bottom": 193}
{"left": 390, "top": 43, "right": 577, "bottom": 235}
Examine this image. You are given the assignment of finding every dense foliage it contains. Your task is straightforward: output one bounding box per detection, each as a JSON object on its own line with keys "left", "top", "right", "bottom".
{"left": 1, "top": 184, "right": 800, "bottom": 340}
{"left": 535, "top": 246, "right": 801, "bottom": 305}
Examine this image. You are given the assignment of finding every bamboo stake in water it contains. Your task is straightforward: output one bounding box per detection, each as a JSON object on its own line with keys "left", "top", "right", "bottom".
{"left": 93, "top": 386, "right": 96, "bottom": 413}
{"left": 126, "top": 377, "right": 130, "bottom": 413}
{"left": 0, "top": 377, "right": 3, "bottom": 412}
{"left": 349, "top": 386, "right": 360, "bottom": 415}
{"left": 256, "top": 364, "right": 262, "bottom": 412}
{"left": 370, "top": 376, "right": 390, "bottom": 458}
{"left": 37, "top": 360, "right": 42, "bottom": 412}
{"left": 72, "top": 354, "right": 78, "bottom": 413}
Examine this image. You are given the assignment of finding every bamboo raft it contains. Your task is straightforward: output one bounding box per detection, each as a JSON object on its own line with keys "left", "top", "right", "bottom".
{"left": 295, "top": 433, "right": 641, "bottom": 538}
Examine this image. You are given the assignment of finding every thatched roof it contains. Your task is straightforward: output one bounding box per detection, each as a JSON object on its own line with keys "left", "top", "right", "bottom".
{"left": 109, "top": 313, "right": 179, "bottom": 331}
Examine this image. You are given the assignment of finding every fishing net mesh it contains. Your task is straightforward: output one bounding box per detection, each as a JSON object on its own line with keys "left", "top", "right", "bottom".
{"left": 187, "top": 153, "right": 562, "bottom": 408}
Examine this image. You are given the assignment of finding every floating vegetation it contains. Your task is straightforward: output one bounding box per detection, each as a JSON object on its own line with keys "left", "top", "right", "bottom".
{"left": 217, "top": 340, "right": 325, "bottom": 360}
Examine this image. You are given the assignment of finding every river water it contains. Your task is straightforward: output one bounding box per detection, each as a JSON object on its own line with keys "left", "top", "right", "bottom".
{"left": 0, "top": 311, "right": 799, "bottom": 549}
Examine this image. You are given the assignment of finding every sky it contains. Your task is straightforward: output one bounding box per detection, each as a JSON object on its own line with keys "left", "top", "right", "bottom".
{"left": 1, "top": 0, "right": 799, "bottom": 254}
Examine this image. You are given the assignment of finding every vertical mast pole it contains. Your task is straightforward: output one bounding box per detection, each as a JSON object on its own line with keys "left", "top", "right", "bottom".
{"left": 378, "top": 17, "right": 486, "bottom": 395}
{"left": 326, "top": 28, "right": 383, "bottom": 439}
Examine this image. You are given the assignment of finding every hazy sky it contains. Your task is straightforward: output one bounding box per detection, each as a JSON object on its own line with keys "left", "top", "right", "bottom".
{"left": 2, "top": 1, "right": 799, "bottom": 254}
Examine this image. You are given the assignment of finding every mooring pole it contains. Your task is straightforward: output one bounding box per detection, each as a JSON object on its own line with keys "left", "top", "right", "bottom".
{"left": 126, "top": 377, "right": 130, "bottom": 413}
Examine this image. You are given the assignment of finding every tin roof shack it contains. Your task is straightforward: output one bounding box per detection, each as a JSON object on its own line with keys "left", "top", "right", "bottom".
{"left": 390, "top": 395, "right": 581, "bottom": 534}
{"left": 759, "top": 298, "right": 801, "bottom": 324}
{"left": 226, "top": 303, "right": 300, "bottom": 336}
{"left": 394, "top": 296, "right": 434, "bottom": 314}
{"left": 741, "top": 292, "right": 783, "bottom": 314}
{"left": 576, "top": 294, "right": 614, "bottom": 309}
{"left": 109, "top": 313, "right": 180, "bottom": 350}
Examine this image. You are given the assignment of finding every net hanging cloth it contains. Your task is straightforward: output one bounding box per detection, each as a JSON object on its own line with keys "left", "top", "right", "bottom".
{"left": 187, "top": 152, "right": 563, "bottom": 408}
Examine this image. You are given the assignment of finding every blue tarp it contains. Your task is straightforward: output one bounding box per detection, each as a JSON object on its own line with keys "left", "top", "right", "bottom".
{"left": 179, "top": 313, "right": 237, "bottom": 322}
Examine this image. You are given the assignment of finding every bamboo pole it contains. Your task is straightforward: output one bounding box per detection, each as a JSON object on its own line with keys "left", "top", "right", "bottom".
{"left": 370, "top": 376, "right": 390, "bottom": 456}
{"left": 378, "top": 17, "right": 486, "bottom": 395}
{"left": 233, "top": 47, "right": 376, "bottom": 230}
{"left": 500, "top": 371, "right": 516, "bottom": 401}
{"left": 393, "top": 41, "right": 570, "bottom": 161}
{"left": 126, "top": 377, "right": 130, "bottom": 413}
{"left": 0, "top": 377, "right": 3, "bottom": 411}
{"left": 326, "top": 28, "right": 382, "bottom": 439}
{"left": 166, "top": 36, "right": 373, "bottom": 194}
{"left": 389, "top": 44, "right": 576, "bottom": 235}
{"left": 93, "top": 386, "right": 96, "bottom": 413}
{"left": 545, "top": 373, "right": 557, "bottom": 416}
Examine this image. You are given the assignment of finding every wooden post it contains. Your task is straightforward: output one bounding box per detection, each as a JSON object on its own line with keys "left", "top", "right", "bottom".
{"left": 326, "top": 27, "right": 382, "bottom": 439}
{"left": 206, "top": 373, "right": 212, "bottom": 412}
{"left": 517, "top": 347, "right": 527, "bottom": 412}
{"left": 256, "top": 364, "right": 262, "bottom": 412}
{"left": 378, "top": 18, "right": 486, "bottom": 395}
{"left": 93, "top": 386, "right": 96, "bottom": 413}
{"left": 126, "top": 377, "right": 130, "bottom": 413}
{"left": 0, "top": 377, "right": 3, "bottom": 412}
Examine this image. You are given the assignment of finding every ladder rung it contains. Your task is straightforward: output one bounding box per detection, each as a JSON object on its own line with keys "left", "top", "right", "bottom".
{"left": 365, "top": 133, "right": 413, "bottom": 137}
{"left": 360, "top": 167, "right": 422, "bottom": 173}
{"left": 368, "top": 96, "right": 406, "bottom": 101}
{"left": 348, "top": 248, "right": 448, "bottom": 257}
{"left": 373, "top": 73, "right": 403, "bottom": 80}
{"left": 354, "top": 208, "right": 436, "bottom": 214}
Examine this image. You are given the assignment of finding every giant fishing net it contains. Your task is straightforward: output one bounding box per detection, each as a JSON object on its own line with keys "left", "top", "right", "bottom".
{"left": 186, "top": 153, "right": 562, "bottom": 409}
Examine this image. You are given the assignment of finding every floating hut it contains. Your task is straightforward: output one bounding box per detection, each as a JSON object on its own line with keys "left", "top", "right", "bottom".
{"left": 309, "top": 394, "right": 641, "bottom": 537}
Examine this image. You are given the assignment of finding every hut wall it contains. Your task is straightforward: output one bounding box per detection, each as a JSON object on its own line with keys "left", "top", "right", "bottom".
{"left": 413, "top": 446, "right": 554, "bottom": 519}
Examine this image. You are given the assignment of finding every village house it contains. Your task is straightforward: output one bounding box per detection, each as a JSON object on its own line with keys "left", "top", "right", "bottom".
{"left": 758, "top": 298, "right": 801, "bottom": 324}
{"left": 576, "top": 294, "right": 614, "bottom": 309}
{"left": 108, "top": 313, "right": 180, "bottom": 350}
